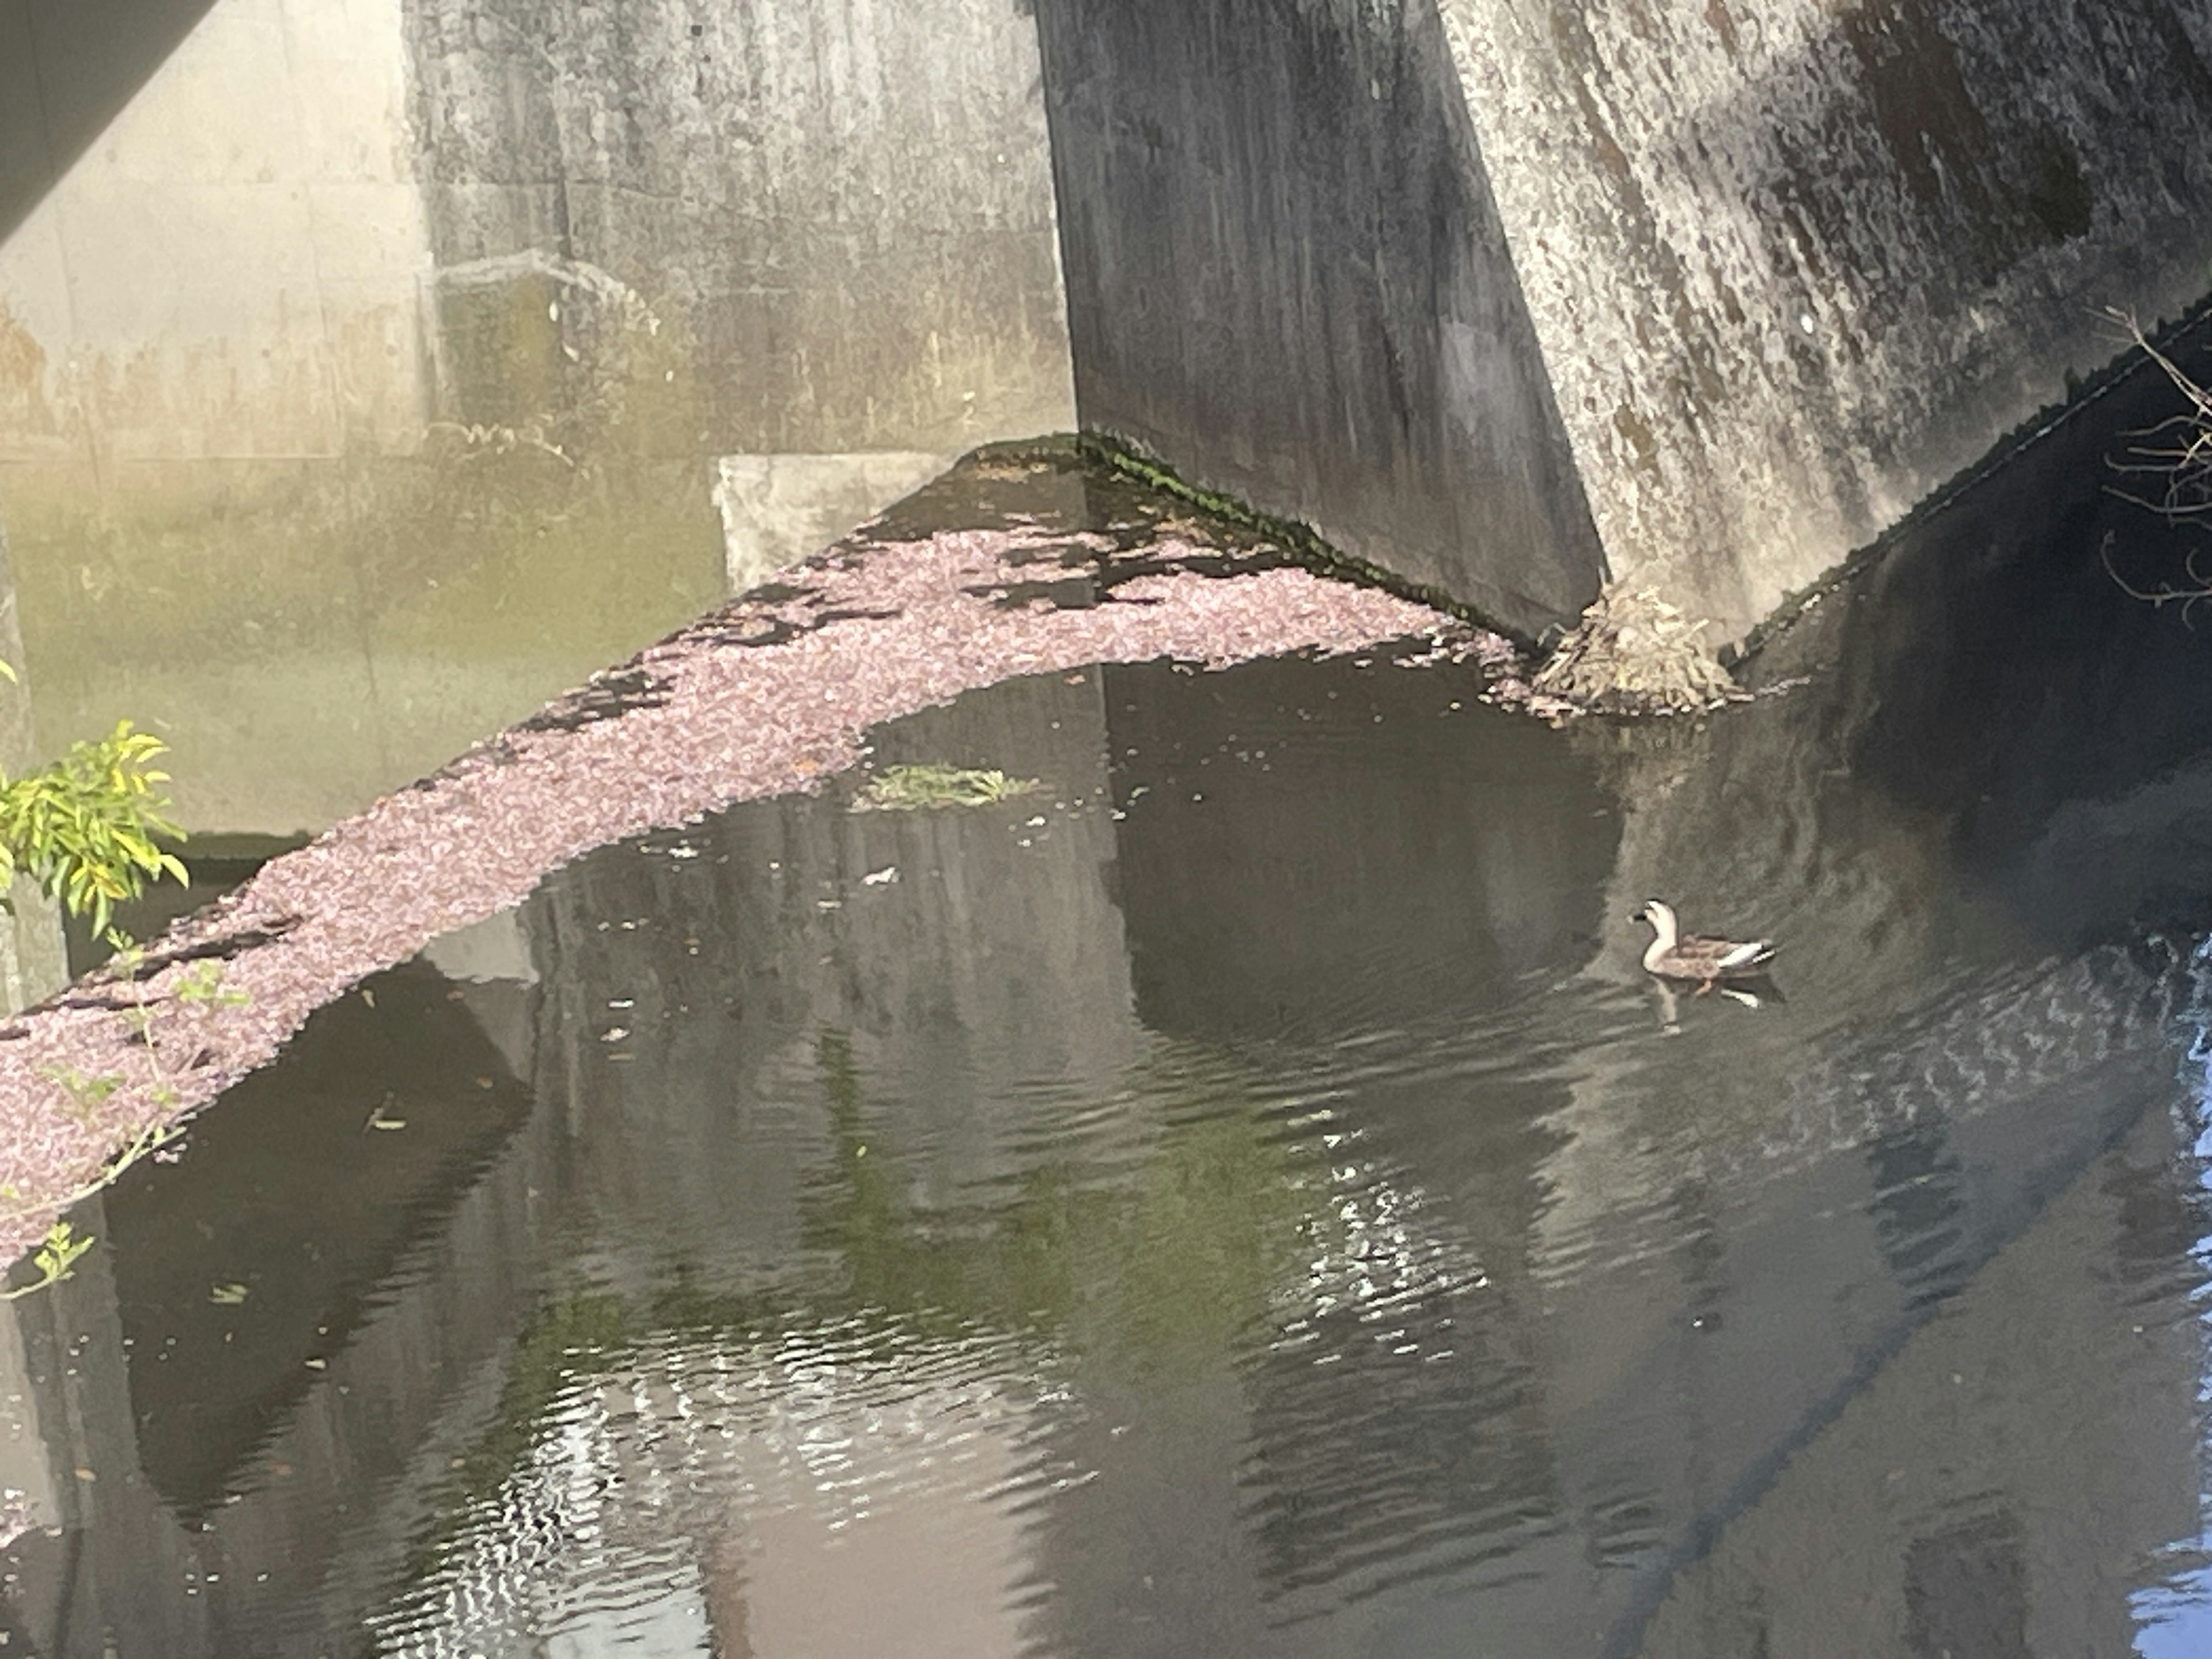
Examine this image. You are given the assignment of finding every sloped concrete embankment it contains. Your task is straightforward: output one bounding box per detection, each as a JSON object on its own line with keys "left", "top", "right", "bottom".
{"left": 1035, "top": 0, "right": 2212, "bottom": 643}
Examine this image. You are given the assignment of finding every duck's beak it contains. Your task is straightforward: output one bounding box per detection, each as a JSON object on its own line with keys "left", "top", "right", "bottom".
{"left": 1629, "top": 907, "right": 1647, "bottom": 924}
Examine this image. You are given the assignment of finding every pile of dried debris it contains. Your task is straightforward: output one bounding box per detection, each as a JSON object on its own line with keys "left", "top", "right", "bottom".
{"left": 1532, "top": 581, "right": 1747, "bottom": 715}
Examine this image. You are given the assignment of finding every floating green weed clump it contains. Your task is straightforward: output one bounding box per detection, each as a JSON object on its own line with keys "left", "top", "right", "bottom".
{"left": 855, "top": 763, "right": 1041, "bottom": 812}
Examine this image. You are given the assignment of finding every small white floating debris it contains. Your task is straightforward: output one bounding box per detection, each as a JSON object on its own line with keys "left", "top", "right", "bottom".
{"left": 209, "top": 1283, "right": 248, "bottom": 1306}
{"left": 608, "top": 998, "right": 635, "bottom": 1009}
{"left": 1025, "top": 816, "right": 1046, "bottom": 828}
{"left": 862, "top": 866, "right": 899, "bottom": 887}
{"left": 601, "top": 1027, "right": 629, "bottom": 1043}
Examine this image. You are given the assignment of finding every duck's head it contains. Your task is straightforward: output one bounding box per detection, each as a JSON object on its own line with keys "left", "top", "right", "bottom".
{"left": 1631, "top": 899, "right": 1677, "bottom": 934}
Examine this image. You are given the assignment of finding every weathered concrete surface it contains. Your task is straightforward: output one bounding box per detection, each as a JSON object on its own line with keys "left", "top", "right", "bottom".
{"left": 0, "top": 0, "right": 225, "bottom": 249}
{"left": 0, "top": 0, "right": 1073, "bottom": 831}
{"left": 1037, "top": 0, "right": 2212, "bottom": 641}
{"left": 1444, "top": 0, "right": 2212, "bottom": 638}
{"left": 402, "top": 0, "right": 1074, "bottom": 458}
{"left": 1034, "top": 0, "right": 1607, "bottom": 639}
{"left": 0, "top": 500, "right": 70, "bottom": 1013}
{"left": 715, "top": 450, "right": 959, "bottom": 593}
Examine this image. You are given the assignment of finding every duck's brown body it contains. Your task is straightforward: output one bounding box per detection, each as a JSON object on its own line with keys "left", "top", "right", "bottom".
{"left": 1633, "top": 900, "right": 1776, "bottom": 987}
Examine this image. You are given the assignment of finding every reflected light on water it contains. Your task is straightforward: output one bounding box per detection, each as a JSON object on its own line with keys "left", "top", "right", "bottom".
{"left": 2130, "top": 937, "right": 2212, "bottom": 1658}
{"left": 370, "top": 1321, "right": 1055, "bottom": 1659}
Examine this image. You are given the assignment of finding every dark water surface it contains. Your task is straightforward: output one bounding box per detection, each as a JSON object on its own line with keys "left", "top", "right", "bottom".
{"left": 10, "top": 380, "right": 2212, "bottom": 1656}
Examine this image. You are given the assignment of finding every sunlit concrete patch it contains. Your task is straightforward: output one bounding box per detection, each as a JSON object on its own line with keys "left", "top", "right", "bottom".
{"left": 421, "top": 910, "right": 537, "bottom": 1075}
{"left": 418, "top": 911, "right": 535, "bottom": 988}
{"left": 715, "top": 450, "right": 960, "bottom": 596}
{"left": 0, "top": 0, "right": 431, "bottom": 461}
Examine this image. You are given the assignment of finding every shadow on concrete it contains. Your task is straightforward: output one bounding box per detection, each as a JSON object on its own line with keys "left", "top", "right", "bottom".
{"left": 0, "top": 0, "right": 222, "bottom": 249}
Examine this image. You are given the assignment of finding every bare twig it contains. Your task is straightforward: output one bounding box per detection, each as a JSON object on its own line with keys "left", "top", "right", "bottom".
{"left": 2099, "top": 529, "right": 2212, "bottom": 627}
{"left": 2106, "top": 309, "right": 2212, "bottom": 525}
{"left": 2099, "top": 309, "right": 2212, "bottom": 614}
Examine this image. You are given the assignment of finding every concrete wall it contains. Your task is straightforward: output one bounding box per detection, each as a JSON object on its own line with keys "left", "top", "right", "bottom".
{"left": 13, "top": 0, "right": 2210, "bottom": 719}
{"left": 0, "top": 0, "right": 1073, "bottom": 832}
{"left": 0, "top": 0, "right": 225, "bottom": 249}
{"left": 1037, "top": 0, "right": 2212, "bottom": 641}
{"left": 1033, "top": 0, "right": 1608, "bottom": 639}
{"left": 0, "top": 500, "right": 67, "bottom": 1012}
{"left": 1446, "top": 0, "right": 2212, "bottom": 638}
{"left": 401, "top": 0, "right": 1074, "bottom": 478}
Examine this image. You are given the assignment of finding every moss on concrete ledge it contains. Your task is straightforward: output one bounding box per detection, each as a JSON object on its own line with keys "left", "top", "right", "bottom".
{"left": 1076, "top": 431, "right": 1494, "bottom": 634}
{"left": 1079, "top": 431, "right": 1763, "bottom": 720}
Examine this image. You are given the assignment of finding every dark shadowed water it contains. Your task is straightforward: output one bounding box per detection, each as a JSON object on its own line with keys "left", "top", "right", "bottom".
{"left": 10, "top": 368, "right": 2212, "bottom": 1657}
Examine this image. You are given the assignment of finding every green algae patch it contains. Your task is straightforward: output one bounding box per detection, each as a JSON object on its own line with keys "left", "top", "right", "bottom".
{"left": 1076, "top": 432, "right": 1494, "bottom": 634}
{"left": 853, "top": 763, "right": 1042, "bottom": 812}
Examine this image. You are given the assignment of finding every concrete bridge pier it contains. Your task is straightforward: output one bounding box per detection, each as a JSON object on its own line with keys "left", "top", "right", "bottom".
{"left": 1033, "top": 0, "right": 2212, "bottom": 643}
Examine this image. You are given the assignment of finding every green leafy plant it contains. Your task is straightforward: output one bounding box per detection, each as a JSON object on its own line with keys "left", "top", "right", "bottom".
{"left": 1, "top": 1221, "right": 92, "bottom": 1301}
{"left": 0, "top": 1113, "right": 183, "bottom": 1232}
{"left": 39, "top": 1065, "right": 122, "bottom": 1124}
{"left": 854, "top": 763, "right": 1042, "bottom": 812}
{"left": 0, "top": 722, "right": 186, "bottom": 934}
{"left": 173, "top": 959, "right": 248, "bottom": 1007}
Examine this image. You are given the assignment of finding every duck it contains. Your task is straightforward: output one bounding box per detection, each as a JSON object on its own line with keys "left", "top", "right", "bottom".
{"left": 1631, "top": 899, "right": 1776, "bottom": 990}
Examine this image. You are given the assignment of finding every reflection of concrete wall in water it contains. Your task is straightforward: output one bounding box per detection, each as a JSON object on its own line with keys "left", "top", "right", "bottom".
{"left": 1037, "top": 0, "right": 2212, "bottom": 639}
{"left": 0, "top": 800, "right": 1098, "bottom": 1656}
{"left": 0, "top": 0, "right": 1072, "bottom": 832}
{"left": 1545, "top": 331, "right": 2212, "bottom": 1233}
{"left": 1080, "top": 623, "right": 2207, "bottom": 1645}
{"left": 1638, "top": 1109, "right": 2198, "bottom": 1659}
{"left": 1473, "top": 366, "right": 2212, "bottom": 1651}
{"left": 0, "top": 962, "right": 563, "bottom": 1658}
{"left": 1101, "top": 654, "right": 1620, "bottom": 1039}
{"left": 1498, "top": 1021, "right": 2198, "bottom": 1652}
{"left": 379, "top": 1336, "right": 1040, "bottom": 1659}
{"left": 529, "top": 671, "right": 1139, "bottom": 1270}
